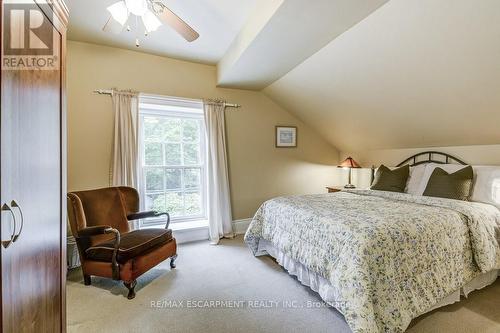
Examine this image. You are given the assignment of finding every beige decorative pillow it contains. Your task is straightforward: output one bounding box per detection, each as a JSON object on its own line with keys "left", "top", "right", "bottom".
{"left": 371, "top": 165, "right": 410, "bottom": 193}
{"left": 423, "top": 166, "right": 473, "bottom": 201}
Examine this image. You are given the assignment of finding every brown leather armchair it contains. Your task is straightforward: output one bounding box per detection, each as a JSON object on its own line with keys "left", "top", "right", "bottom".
{"left": 67, "top": 186, "right": 177, "bottom": 299}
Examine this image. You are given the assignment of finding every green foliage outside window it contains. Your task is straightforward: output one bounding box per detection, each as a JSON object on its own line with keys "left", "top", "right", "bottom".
{"left": 143, "top": 115, "right": 204, "bottom": 221}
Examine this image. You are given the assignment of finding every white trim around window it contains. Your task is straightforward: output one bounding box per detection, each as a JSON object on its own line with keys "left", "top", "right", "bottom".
{"left": 138, "top": 94, "right": 208, "bottom": 227}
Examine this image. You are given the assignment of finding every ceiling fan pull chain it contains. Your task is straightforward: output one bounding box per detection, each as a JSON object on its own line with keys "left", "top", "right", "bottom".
{"left": 135, "top": 15, "right": 140, "bottom": 47}
{"left": 127, "top": 7, "right": 131, "bottom": 31}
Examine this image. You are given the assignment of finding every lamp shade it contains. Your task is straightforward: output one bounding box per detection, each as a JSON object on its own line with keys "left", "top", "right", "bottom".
{"left": 338, "top": 157, "right": 361, "bottom": 168}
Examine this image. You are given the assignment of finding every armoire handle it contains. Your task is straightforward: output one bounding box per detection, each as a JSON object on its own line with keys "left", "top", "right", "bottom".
{"left": 11, "top": 200, "right": 23, "bottom": 243}
{"left": 1, "top": 203, "right": 17, "bottom": 249}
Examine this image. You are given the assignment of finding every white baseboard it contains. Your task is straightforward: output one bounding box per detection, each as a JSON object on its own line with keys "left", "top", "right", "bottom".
{"left": 172, "top": 226, "right": 209, "bottom": 244}
{"left": 232, "top": 218, "right": 252, "bottom": 235}
{"left": 172, "top": 218, "right": 252, "bottom": 244}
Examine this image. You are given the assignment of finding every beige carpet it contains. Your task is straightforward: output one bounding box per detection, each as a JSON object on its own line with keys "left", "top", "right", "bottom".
{"left": 67, "top": 236, "right": 500, "bottom": 333}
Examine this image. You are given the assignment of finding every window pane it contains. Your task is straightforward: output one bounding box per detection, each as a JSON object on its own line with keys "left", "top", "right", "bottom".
{"left": 141, "top": 103, "right": 207, "bottom": 223}
{"left": 144, "top": 142, "right": 163, "bottom": 166}
{"left": 145, "top": 168, "right": 163, "bottom": 191}
{"left": 183, "top": 119, "right": 200, "bottom": 142}
{"left": 165, "top": 143, "right": 181, "bottom": 165}
{"left": 145, "top": 193, "right": 166, "bottom": 212}
{"left": 144, "top": 117, "right": 164, "bottom": 141}
{"left": 184, "top": 168, "right": 201, "bottom": 189}
{"left": 165, "top": 192, "right": 184, "bottom": 217}
{"left": 166, "top": 169, "right": 181, "bottom": 190}
{"left": 164, "top": 118, "right": 181, "bottom": 142}
{"left": 183, "top": 143, "right": 199, "bottom": 165}
{"left": 185, "top": 192, "right": 201, "bottom": 216}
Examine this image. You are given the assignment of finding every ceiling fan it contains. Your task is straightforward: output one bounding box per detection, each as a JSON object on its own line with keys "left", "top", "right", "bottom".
{"left": 103, "top": 0, "right": 200, "bottom": 46}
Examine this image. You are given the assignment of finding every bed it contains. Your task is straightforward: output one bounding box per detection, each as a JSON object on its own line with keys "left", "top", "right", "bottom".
{"left": 244, "top": 152, "right": 500, "bottom": 333}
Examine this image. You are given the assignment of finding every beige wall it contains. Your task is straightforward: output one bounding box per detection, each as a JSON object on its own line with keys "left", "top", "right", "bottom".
{"left": 67, "top": 41, "right": 339, "bottom": 220}
{"left": 340, "top": 144, "right": 500, "bottom": 188}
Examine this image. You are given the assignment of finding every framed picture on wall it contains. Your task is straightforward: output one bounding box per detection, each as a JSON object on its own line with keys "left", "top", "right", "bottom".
{"left": 275, "top": 126, "right": 297, "bottom": 148}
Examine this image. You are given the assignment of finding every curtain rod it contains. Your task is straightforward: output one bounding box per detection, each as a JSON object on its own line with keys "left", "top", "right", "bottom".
{"left": 93, "top": 89, "right": 242, "bottom": 108}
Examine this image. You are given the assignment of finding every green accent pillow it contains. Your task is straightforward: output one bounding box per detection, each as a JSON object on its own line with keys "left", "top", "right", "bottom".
{"left": 370, "top": 165, "right": 410, "bottom": 193}
{"left": 423, "top": 166, "right": 473, "bottom": 201}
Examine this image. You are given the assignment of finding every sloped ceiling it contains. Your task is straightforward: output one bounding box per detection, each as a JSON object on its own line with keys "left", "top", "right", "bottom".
{"left": 67, "top": 0, "right": 500, "bottom": 152}
{"left": 217, "top": 0, "right": 388, "bottom": 89}
{"left": 264, "top": 0, "right": 500, "bottom": 152}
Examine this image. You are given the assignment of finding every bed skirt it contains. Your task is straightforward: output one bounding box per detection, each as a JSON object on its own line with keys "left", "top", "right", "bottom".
{"left": 256, "top": 239, "right": 499, "bottom": 316}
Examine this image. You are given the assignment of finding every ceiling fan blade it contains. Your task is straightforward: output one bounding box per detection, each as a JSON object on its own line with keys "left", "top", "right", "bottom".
{"left": 103, "top": 16, "right": 126, "bottom": 34}
{"left": 155, "top": 6, "right": 199, "bottom": 42}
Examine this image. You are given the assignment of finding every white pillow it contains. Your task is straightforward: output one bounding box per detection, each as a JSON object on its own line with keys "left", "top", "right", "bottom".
{"left": 414, "top": 163, "right": 470, "bottom": 196}
{"left": 470, "top": 166, "right": 500, "bottom": 208}
{"left": 405, "top": 165, "right": 427, "bottom": 195}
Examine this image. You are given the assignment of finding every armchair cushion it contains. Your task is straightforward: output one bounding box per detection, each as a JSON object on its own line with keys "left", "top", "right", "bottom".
{"left": 85, "top": 228, "right": 173, "bottom": 264}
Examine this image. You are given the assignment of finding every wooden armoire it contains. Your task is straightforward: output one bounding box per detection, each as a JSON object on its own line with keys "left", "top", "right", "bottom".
{"left": 0, "top": 0, "right": 68, "bottom": 332}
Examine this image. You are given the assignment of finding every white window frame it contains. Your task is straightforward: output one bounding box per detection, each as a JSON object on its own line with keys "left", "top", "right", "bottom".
{"left": 138, "top": 94, "right": 208, "bottom": 226}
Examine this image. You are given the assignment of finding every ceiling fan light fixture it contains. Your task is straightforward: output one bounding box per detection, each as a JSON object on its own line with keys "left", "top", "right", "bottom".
{"left": 142, "top": 10, "right": 162, "bottom": 33}
{"left": 125, "top": 0, "right": 148, "bottom": 16}
{"left": 103, "top": 0, "right": 199, "bottom": 43}
{"left": 107, "top": 1, "right": 129, "bottom": 26}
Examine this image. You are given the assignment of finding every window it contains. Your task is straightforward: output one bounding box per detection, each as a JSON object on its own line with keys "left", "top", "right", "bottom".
{"left": 139, "top": 95, "right": 207, "bottom": 225}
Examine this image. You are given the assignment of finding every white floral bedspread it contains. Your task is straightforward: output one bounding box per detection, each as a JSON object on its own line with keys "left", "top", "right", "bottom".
{"left": 244, "top": 190, "right": 500, "bottom": 333}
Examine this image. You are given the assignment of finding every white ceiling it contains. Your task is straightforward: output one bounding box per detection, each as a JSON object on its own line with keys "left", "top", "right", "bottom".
{"left": 265, "top": 0, "right": 500, "bottom": 152}
{"left": 217, "top": 0, "right": 389, "bottom": 90}
{"left": 65, "top": 0, "right": 257, "bottom": 64}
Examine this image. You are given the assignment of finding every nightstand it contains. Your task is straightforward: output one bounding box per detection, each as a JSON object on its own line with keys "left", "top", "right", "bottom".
{"left": 326, "top": 186, "right": 342, "bottom": 193}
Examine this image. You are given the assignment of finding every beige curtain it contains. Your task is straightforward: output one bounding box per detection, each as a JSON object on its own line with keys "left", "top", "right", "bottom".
{"left": 203, "top": 99, "right": 234, "bottom": 244}
{"left": 110, "top": 90, "right": 139, "bottom": 187}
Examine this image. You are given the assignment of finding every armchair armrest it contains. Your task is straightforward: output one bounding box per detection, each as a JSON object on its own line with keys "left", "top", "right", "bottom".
{"left": 127, "top": 211, "right": 166, "bottom": 220}
{"left": 78, "top": 226, "right": 121, "bottom": 280}
{"left": 78, "top": 225, "right": 114, "bottom": 238}
{"left": 127, "top": 211, "right": 171, "bottom": 229}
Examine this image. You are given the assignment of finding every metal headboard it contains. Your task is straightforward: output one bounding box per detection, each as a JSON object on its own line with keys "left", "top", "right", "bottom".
{"left": 370, "top": 151, "right": 467, "bottom": 184}
{"left": 396, "top": 151, "right": 467, "bottom": 167}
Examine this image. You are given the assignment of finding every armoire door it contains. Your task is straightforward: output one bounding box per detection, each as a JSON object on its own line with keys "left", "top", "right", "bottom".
{"left": 0, "top": 1, "right": 67, "bottom": 332}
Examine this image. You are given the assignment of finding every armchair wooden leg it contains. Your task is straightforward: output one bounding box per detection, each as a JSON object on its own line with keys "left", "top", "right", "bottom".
{"left": 124, "top": 280, "right": 137, "bottom": 300}
{"left": 170, "top": 254, "right": 177, "bottom": 269}
{"left": 83, "top": 275, "right": 91, "bottom": 286}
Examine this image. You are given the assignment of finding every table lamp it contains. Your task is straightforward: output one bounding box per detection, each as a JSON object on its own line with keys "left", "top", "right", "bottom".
{"left": 338, "top": 157, "right": 361, "bottom": 188}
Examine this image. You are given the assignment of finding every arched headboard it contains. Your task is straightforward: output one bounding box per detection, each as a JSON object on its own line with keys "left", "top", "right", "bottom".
{"left": 370, "top": 151, "right": 468, "bottom": 184}
{"left": 396, "top": 151, "right": 467, "bottom": 167}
